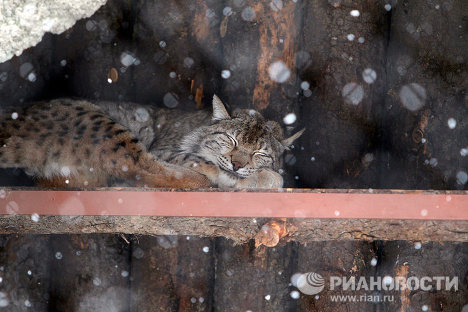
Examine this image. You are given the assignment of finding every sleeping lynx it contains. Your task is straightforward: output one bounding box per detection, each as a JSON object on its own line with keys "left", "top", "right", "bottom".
{"left": 0, "top": 95, "right": 303, "bottom": 188}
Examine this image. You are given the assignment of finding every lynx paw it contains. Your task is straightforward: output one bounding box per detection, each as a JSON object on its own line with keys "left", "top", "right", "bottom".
{"left": 236, "top": 168, "right": 283, "bottom": 189}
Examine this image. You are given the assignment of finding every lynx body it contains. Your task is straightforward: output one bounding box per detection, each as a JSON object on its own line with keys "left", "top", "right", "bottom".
{"left": 0, "top": 96, "right": 302, "bottom": 188}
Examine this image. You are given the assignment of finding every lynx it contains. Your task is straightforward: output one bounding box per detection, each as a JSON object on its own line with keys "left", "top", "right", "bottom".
{"left": 0, "top": 95, "right": 303, "bottom": 188}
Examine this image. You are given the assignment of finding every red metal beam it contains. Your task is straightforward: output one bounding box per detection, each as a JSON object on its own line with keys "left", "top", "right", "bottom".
{"left": 0, "top": 189, "right": 467, "bottom": 220}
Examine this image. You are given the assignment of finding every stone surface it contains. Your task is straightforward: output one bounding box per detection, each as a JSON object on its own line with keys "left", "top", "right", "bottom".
{"left": 0, "top": 0, "right": 107, "bottom": 62}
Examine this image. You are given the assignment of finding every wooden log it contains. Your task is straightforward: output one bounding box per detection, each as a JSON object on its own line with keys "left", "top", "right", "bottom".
{"left": 213, "top": 238, "right": 298, "bottom": 311}
{"left": 382, "top": 0, "right": 468, "bottom": 190}
{"left": 131, "top": 0, "right": 223, "bottom": 105}
{"left": 296, "top": 241, "right": 376, "bottom": 311}
{"left": 373, "top": 241, "right": 468, "bottom": 311}
{"left": 130, "top": 235, "right": 214, "bottom": 311}
{"left": 0, "top": 235, "right": 52, "bottom": 311}
{"left": 0, "top": 215, "right": 466, "bottom": 244}
{"left": 46, "top": 234, "right": 131, "bottom": 311}
{"left": 219, "top": 0, "right": 302, "bottom": 117}
{"left": 292, "top": 0, "right": 390, "bottom": 189}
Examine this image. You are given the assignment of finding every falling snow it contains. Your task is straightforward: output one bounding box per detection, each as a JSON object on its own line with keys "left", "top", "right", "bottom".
{"left": 283, "top": 113, "right": 297, "bottom": 125}
{"left": 290, "top": 273, "right": 302, "bottom": 287}
{"left": 362, "top": 68, "right": 377, "bottom": 84}
{"left": 221, "top": 70, "right": 231, "bottom": 79}
{"left": 363, "top": 153, "right": 374, "bottom": 163}
{"left": 347, "top": 34, "right": 355, "bottom": 41}
{"left": 93, "top": 277, "right": 102, "bottom": 286}
{"left": 399, "top": 83, "right": 426, "bottom": 111}
{"left": 241, "top": 7, "right": 256, "bottom": 21}
{"left": 456, "top": 171, "right": 467, "bottom": 185}
{"left": 350, "top": 10, "right": 360, "bottom": 17}
{"left": 183, "top": 57, "right": 194, "bottom": 68}
{"left": 202, "top": 246, "right": 210, "bottom": 253}
{"left": 163, "top": 92, "right": 179, "bottom": 108}
{"left": 135, "top": 107, "right": 150, "bottom": 122}
{"left": 300, "top": 81, "right": 310, "bottom": 90}
{"left": 24, "top": 67, "right": 39, "bottom": 79}
{"left": 265, "top": 294, "right": 271, "bottom": 301}
{"left": 295, "top": 51, "right": 311, "bottom": 69}
{"left": 31, "top": 213, "right": 39, "bottom": 222}
{"left": 11, "top": 112, "right": 18, "bottom": 119}
{"left": 384, "top": 4, "right": 392, "bottom": 11}
{"left": 268, "top": 61, "right": 291, "bottom": 83}
{"left": 6, "top": 201, "right": 19, "bottom": 215}
{"left": 133, "top": 247, "right": 145, "bottom": 259}
{"left": 414, "top": 242, "right": 422, "bottom": 249}
{"left": 19, "top": 62, "right": 35, "bottom": 81}
{"left": 223, "top": 7, "right": 233, "bottom": 16}
{"left": 120, "top": 52, "right": 139, "bottom": 67}
{"left": 270, "top": 0, "right": 283, "bottom": 12}
{"left": 447, "top": 118, "right": 456, "bottom": 129}
{"left": 290, "top": 290, "right": 300, "bottom": 299}
{"left": 370, "top": 258, "right": 377, "bottom": 266}
{"left": 55, "top": 252, "right": 63, "bottom": 260}
{"left": 422, "top": 305, "right": 429, "bottom": 311}
{"left": 383, "top": 276, "right": 393, "bottom": 285}
{"left": 85, "top": 20, "right": 97, "bottom": 31}
{"left": 61, "top": 166, "right": 71, "bottom": 176}
{"left": 342, "top": 82, "right": 364, "bottom": 105}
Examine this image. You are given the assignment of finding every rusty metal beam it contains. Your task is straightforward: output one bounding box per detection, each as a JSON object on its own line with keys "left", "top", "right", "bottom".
{"left": 1, "top": 188, "right": 467, "bottom": 220}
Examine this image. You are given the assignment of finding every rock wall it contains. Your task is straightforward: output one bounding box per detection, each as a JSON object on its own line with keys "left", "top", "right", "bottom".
{"left": 0, "top": 0, "right": 107, "bottom": 62}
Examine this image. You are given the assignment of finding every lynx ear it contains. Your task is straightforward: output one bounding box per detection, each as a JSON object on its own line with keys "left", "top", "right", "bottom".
{"left": 282, "top": 128, "right": 305, "bottom": 147}
{"left": 212, "top": 95, "right": 230, "bottom": 121}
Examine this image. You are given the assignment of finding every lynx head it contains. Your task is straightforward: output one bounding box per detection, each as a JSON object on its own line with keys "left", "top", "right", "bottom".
{"left": 182, "top": 95, "right": 304, "bottom": 178}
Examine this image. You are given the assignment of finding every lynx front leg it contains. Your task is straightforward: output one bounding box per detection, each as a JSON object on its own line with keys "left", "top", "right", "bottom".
{"left": 165, "top": 153, "right": 222, "bottom": 186}
{"left": 117, "top": 155, "right": 213, "bottom": 188}
{"left": 235, "top": 168, "right": 283, "bottom": 189}
{"left": 98, "top": 133, "right": 213, "bottom": 188}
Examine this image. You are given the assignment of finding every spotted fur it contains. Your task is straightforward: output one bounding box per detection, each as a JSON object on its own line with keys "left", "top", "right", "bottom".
{"left": 0, "top": 99, "right": 210, "bottom": 188}
{"left": 0, "top": 96, "right": 303, "bottom": 188}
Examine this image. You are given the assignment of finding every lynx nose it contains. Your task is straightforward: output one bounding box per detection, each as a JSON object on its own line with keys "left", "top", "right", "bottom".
{"left": 231, "top": 161, "right": 244, "bottom": 171}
